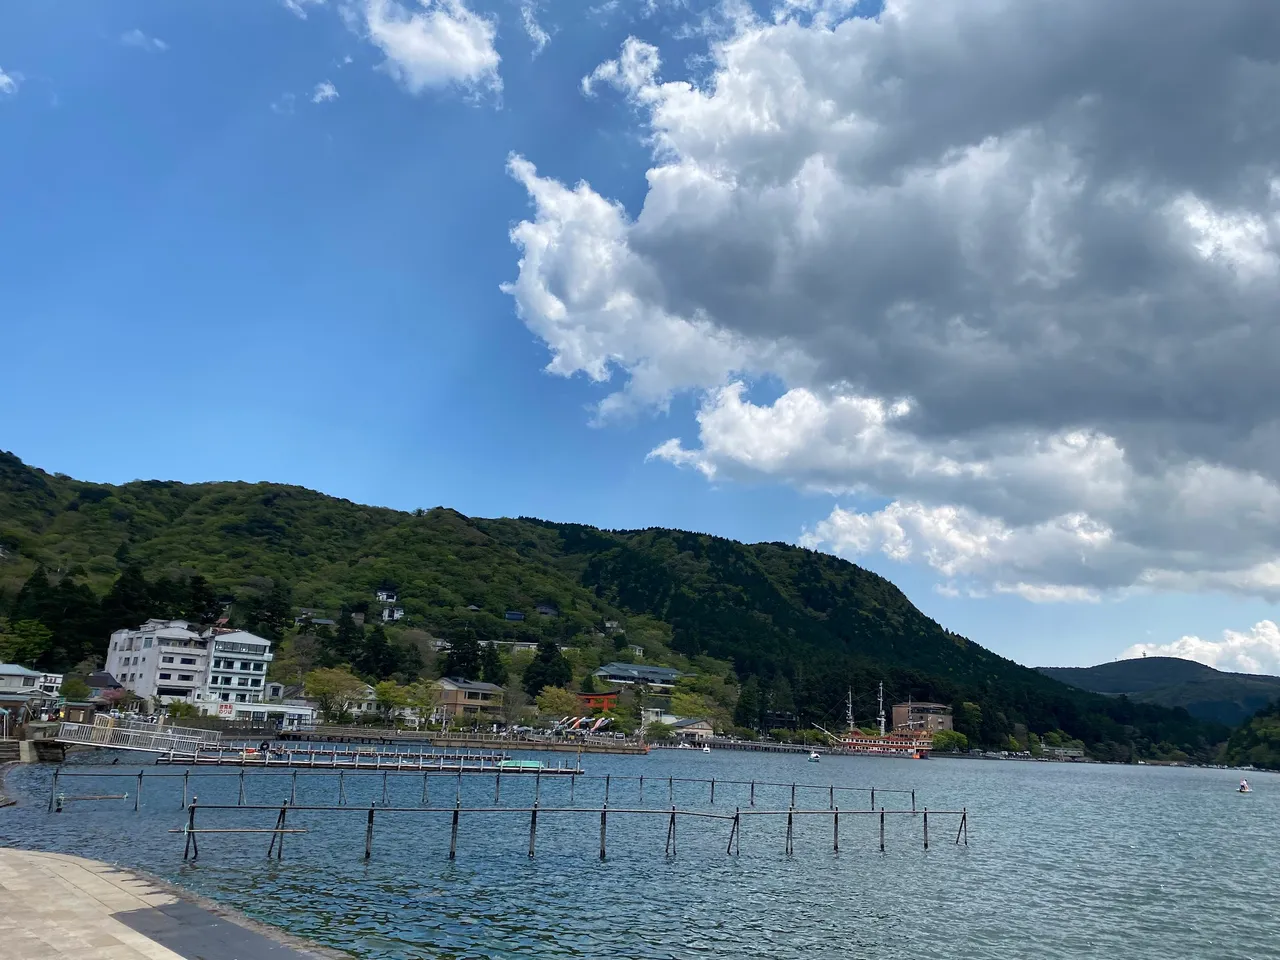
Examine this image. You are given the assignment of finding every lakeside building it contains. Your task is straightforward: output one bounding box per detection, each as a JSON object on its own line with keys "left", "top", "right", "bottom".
{"left": 438, "top": 677, "right": 504, "bottom": 719}
{"left": 106, "top": 620, "right": 209, "bottom": 703}
{"left": 891, "top": 702, "right": 954, "bottom": 733}
{"left": 105, "top": 619, "right": 274, "bottom": 710}
{"left": 593, "top": 662, "right": 683, "bottom": 691}
{"left": 672, "top": 718, "right": 714, "bottom": 741}
{"left": 0, "top": 663, "right": 44, "bottom": 696}
{"left": 38, "top": 673, "right": 63, "bottom": 697}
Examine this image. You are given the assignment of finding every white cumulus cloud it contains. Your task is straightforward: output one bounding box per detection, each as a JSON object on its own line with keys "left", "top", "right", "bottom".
{"left": 1123, "top": 621, "right": 1280, "bottom": 675}
{"left": 505, "top": 0, "right": 1280, "bottom": 602}
{"left": 283, "top": 0, "right": 325, "bottom": 18}
{"left": 121, "top": 29, "right": 168, "bottom": 52}
{"left": 520, "top": 0, "right": 550, "bottom": 56}
{"left": 312, "top": 80, "right": 339, "bottom": 103}
{"left": 0, "top": 67, "right": 17, "bottom": 96}
{"left": 361, "top": 0, "right": 500, "bottom": 95}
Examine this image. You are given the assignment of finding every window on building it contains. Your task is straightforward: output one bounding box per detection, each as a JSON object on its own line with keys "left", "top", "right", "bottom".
{"left": 180, "top": 658, "right": 196, "bottom": 666}
{"left": 161, "top": 656, "right": 174, "bottom": 664}
{"left": 21, "top": 677, "right": 34, "bottom": 687}
{"left": 239, "top": 662, "right": 252, "bottom": 671}
{"left": 220, "top": 692, "right": 230, "bottom": 701}
{"left": 159, "top": 673, "right": 172, "bottom": 680}
{"left": 235, "top": 694, "right": 246, "bottom": 702}
{"left": 252, "top": 662, "right": 264, "bottom": 671}
{"left": 179, "top": 674, "right": 193, "bottom": 682}
{"left": 143, "top": 638, "right": 153, "bottom": 648}
{"left": 237, "top": 678, "right": 249, "bottom": 686}
{"left": 251, "top": 678, "right": 261, "bottom": 687}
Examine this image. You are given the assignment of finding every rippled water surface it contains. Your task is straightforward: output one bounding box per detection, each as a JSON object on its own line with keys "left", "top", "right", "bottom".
{"left": 3, "top": 750, "right": 1277, "bottom": 959}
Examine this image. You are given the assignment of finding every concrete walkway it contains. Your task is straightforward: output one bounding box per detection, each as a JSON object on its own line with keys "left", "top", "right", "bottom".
{"left": 0, "top": 848, "right": 347, "bottom": 959}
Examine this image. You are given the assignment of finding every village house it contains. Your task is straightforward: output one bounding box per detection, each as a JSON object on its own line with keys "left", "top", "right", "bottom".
{"left": 672, "top": 717, "right": 715, "bottom": 741}
{"left": 593, "top": 662, "right": 683, "bottom": 691}
{"left": 438, "top": 677, "right": 504, "bottom": 719}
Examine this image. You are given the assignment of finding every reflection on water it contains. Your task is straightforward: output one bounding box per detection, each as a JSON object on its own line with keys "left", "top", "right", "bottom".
{"left": 3, "top": 750, "right": 1277, "bottom": 959}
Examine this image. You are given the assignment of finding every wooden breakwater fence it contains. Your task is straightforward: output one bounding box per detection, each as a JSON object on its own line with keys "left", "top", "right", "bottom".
{"left": 45, "top": 766, "right": 968, "bottom": 858}
{"left": 152, "top": 744, "right": 531, "bottom": 770}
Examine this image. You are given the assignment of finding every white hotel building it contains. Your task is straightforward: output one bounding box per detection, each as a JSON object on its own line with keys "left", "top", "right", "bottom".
{"left": 105, "top": 620, "right": 272, "bottom": 708}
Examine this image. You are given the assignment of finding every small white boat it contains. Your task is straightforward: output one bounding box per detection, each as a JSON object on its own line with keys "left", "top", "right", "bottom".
{"left": 808, "top": 751, "right": 821, "bottom": 762}
{"left": 702, "top": 744, "right": 711, "bottom": 754}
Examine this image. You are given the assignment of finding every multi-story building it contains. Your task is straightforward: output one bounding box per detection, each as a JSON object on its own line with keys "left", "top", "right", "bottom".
{"left": 106, "top": 619, "right": 210, "bottom": 703}
{"left": 204, "top": 630, "right": 273, "bottom": 706}
{"left": 438, "top": 677, "right": 504, "bottom": 719}
{"left": 105, "top": 620, "right": 274, "bottom": 709}
{"left": 891, "top": 701, "right": 953, "bottom": 733}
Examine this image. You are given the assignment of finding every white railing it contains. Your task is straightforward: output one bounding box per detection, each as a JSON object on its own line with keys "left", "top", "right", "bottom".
{"left": 56, "top": 716, "right": 222, "bottom": 753}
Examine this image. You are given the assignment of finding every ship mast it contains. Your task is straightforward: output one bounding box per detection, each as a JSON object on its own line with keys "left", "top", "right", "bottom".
{"left": 846, "top": 688, "right": 855, "bottom": 736}
{"left": 877, "top": 682, "right": 886, "bottom": 736}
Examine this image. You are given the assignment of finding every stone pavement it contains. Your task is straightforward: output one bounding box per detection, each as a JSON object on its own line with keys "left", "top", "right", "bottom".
{"left": 0, "top": 848, "right": 346, "bottom": 960}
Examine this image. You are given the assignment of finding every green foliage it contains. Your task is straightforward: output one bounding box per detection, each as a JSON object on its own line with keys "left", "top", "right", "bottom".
{"left": 522, "top": 640, "right": 572, "bottom": 698}
{"left": 0, "top": 450, "right": 1233, "bottom": 761}
{"left": 479, "top": 642, "right": 507, "bottom": 685}
{"left": 443, "top": 634, "right": 481, "bottom": 681}
{"left": 644, "top": 721, "right": 676, "bottom": 742}
{"left": 305, "top": 667, "right": 367, "bottom": 722}
{"left": 165, "top": 702, "right": 198, "bottom": 719}
{"left": 534, "top": 685, "right": 581, "bottom": 717}
{"left": 931, "top": 729, "right": 969, "bottom": 753}
{"left": 59, "top": 677, "right": 92, "bottom": 701}
{"left": 0, "top": 619, "right": 53, "bottom": 666}
{"left": 1222, "top": 699, "right": 1280, "bottom": 770}
{"left": 579, "top": 671, "right": 597, "bottom": 694}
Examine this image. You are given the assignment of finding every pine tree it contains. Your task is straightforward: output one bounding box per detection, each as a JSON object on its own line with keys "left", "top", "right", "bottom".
{"left": 479, "top": 642, "right": 507, "bottom": 685}
{"left": 522, "top": 640, "right": 571, "bottom": 698}
{"left": 443, "top": 633, "right": 481, "bottom": 680}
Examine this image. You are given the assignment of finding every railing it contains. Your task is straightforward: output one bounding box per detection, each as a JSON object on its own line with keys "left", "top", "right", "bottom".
{"left": 56, "top": 717, "right": 222, "bottom": 753}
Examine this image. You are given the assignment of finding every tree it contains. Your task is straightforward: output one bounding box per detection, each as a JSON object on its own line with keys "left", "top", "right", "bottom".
{"left": 931, "top": 729, "right": 969, "bottom": 753}
{"left": 479, "top": 642, "right": 507, "bottom": 685}
{"left": 501, "top": 682, "right": 530, "bottom": 724}
{"left": 374, "top": 680, "right": 408, "bottom": 722}
{"left": 579, "top": 671, "right": 597, "bottom": 694}
{"left": 305, "top": 668, "right": 367, "bottom": 722}
{"left": 59, "top": 677, "right": 92, "bottom": 701}
{"left": 327, "top": 608, "right": 364, "bottom": 666}
{"left": 165, "top": 702, "right": 198, "bottom": 719}
{"left": 522, "top": 640, "right": 571, "bottom": 698}
{"left": 535, "top": 685, "right": 581, "bottom": 718}
{"left": 405, "top": 680, "right": 441, "bottom": 724}
{"left": 98, "top": 564, "right": 153, "bottom": 631}
{"left": 443, "top": 633, "right": 481, "bottom": 680}
{"left": 734, "top": 675, "right": 762, "bottom": 729}
{"left": 0, "top": 620, "right": 52, "bottom": 666}
{"left": 645, "top": 721, "right": 676, "bottom": 742}
{"left": 359, "top": 625, "right": 397, "bottom": 679}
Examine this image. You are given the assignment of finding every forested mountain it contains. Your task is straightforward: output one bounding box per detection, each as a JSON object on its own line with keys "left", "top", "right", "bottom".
{"left": 1223, "top": 700, "right": 1280, "bottom": 770}
{"left": 1038, "top": 658, "right": 1280, "bottom": 727}
{"left": 0, "top": 450, "right": 1228, "bottom": 761}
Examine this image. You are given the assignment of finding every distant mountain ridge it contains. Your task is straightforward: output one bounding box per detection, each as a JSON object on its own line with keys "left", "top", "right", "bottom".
{"left": 1037, "top": 657, "right": 1280, "bottom": 727}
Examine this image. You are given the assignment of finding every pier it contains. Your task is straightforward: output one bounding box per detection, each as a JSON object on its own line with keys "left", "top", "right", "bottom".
{"left": 153, "top": 744, "right": 524, "bottom": 770}
{"left": 280, "top": 727, "right": 650, "bottom": 755}
{"left": 55, "top": 717, "right": 221, "bottom": 754}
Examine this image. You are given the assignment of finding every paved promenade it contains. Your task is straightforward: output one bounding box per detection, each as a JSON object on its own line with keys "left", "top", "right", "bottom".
{"left": 0, "top": 848, "right": 346, "bottom": 960}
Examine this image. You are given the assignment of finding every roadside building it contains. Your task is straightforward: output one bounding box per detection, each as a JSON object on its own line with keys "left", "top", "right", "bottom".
{"left": 204, "top": 630, "right": 273, "bottom": 706}
{"left": 105, "top": 619, "right": 209, "bottom": 703}
{"left": 593, "top": 662, "right": 683, "bottom": 691}
{"left": 0, "top": 663, "right": 44, "bottom": 697}
{"left": 672, "top": 717, "right": 715, "bottom": 741}
{"left": 86, "top": 672, "right": 122, "bottom": 699}
{"left": 891, "top": 702, "right": 954, "bottom": 733}
{"left": 438, "top": 677, "right": 504, "bottom": 719}
{"left": 38, "top": 673, "right": 63, "bottom": 697}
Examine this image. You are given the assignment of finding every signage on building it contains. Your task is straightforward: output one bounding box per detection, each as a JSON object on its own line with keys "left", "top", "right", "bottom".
{"left": 218, "top": 703, "right": 234, "bottom": 717}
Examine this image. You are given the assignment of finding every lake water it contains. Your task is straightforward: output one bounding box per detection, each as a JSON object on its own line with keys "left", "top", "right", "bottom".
{"left": 2, "top": 749, "right": 1277, "bottom": 960}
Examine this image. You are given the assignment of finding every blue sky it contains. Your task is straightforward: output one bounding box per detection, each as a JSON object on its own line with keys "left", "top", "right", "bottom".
{"left": 3, "top": 0, "right": 1279, "bottom": 673}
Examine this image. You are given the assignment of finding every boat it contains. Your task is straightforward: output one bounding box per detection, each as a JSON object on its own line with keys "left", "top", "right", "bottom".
{"left": 1239, "top": 779, "right": 1253, "bottom": 793}
{"left": 498, "top": 759, "right": 544, "bottom": 771}
{"left": 808, "top": 751, "right": 821, "bottom": 762}
{"left": 702, "top": 744, "right": 711, "bottom": 754}
{"left": 814, "top": 684, "right": 933, "bottom": 760}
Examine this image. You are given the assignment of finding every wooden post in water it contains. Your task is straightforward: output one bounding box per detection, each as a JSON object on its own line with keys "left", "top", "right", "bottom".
{"left": 955, "top": 807, "right": 967, "bottom": 846}
{"left": 668, "top": 776, "right": 673, "bottom": 804}
{"left": 449, "top": 799, "right": 460, "bottom": 860}
{"left": 290, "top": 771, "right": 298, "bottom": 805}
{"left": 785, "top": 808, "right": 794, "bottom": 856}
{"left": 182, "top": 770, "right": 189, "bottom": 809}
{"left": 48, "top": 767, "right": 60, "bottom": 813}
{"left": 495, "top": 771, "right": 501, "bottom": 803}
{"left": 710, "top": 778, "right": 715, "bottom": 805}
{"left": 665, "top": 807, "right": 676, "bottom": 856}
{"left": 528, "top": 802, "right": 538, "bottom": 858}
{"left": 599, "top": 804, "right": 608, "bottom": 861}
{"left": 749, "top": 780, "right": 755, "bottom": 807}
{"left": 605, "top": 774, "right": 610, "bottom": 804}
{"left": 455, "top": 768, "right": 462, "bottom": 804}
{"left": 911, "top": 789, "right": 916, "bottom": 813}
{"left": 923, "top": 807, "right": 929, "bottom": 850}
{"left": 829, "top": 785, "right": 834, "bottom": 810}
{"left": 879, "top": 807, "right": 885, "bottom": 852}
{"left": 639, "top": 775, "right": 644, "bottom": 803}
{"left": 365, "top": 805, "right": 375, "bottom": 860}
{"left": 183, "top": 802, "right": 198, "bottom": 861}
{"left": 238, "top": 770, "right": 246, "bottom": 806}
{"left": 790, "top": 782, "right": 796, "bottom": 807}
{"left": 870, "top": 787, "right": 875, "bottom": 811}
{"left": 535, "top": 770, "right": 542, "bottom": 805}
{"left": 421, "top": 773, "right": 428, "bottom": 806}
{"left": 570, "top": 772, "right": 576, "bottom": 803}
{"left": 382, "top": 771, "right": 389, "bottom": 806}
{"left": 339, "top": 771, "right": 347, "bottom": 806}
{"left": 833, "top": 807, "right": 839, "bottom": 852}
{"left": 135, "top": 770, "right": 143, "bottom": 812}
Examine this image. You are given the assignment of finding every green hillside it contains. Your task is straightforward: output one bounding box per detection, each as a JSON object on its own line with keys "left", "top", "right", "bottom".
{"left": 1038, "top": 658, "right": 1280, "bottom": 727}
{"left": 0, "top": 450, "right": 1228, "bottom": 761}
{"left": 1223, "top": 700, "right": 1280, "bottom": 770}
